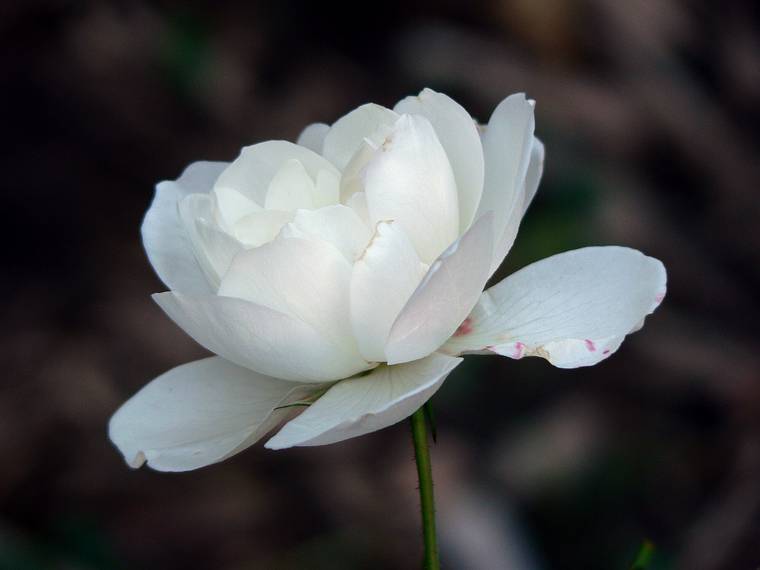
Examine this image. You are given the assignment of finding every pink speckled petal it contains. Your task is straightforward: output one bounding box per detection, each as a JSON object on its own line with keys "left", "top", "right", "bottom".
{"left": 442, "top": 247, "right": 667, "bottom": 368}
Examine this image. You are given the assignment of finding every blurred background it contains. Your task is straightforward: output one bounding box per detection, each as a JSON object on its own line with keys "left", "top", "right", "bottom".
{"left": 2, "top": 1, "right": 759, "bottom": 568}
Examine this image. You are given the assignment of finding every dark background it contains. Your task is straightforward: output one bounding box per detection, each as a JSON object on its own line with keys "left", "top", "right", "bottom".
{"left": 2, "top": 1, "right": 760, "bottom": 569}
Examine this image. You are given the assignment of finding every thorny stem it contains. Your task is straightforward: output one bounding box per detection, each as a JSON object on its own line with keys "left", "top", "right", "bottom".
{"left": 410, "top": 406, "right": 440, "bottom": 570}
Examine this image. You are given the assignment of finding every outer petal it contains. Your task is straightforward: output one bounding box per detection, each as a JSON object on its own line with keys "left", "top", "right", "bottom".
{"left": 475, "top": 94, "right": 536, "bottom": 274}
{"left": 109, "top": 357, "right": 316, "bottom": 472}
{"left": 141, "top": 161, "right": 228, "bottom": 294}
{"left": 522, "top": 137, "right": 545, "bottom": 215}
{"left": 175, "top": 161, "right": 229, "bottom": 195}
{"left": 489, "top": 136, "right": 545, "bottom": 273}
{"left": 364, "top": 114, "right": 460, "bottom": 263}
{"left": 322, "top": 103, "right": 399, "bottom": 170}
{"left": 218, "top": 236, "right": 358, "bottom": 351}
{"left": 442, "top": 247, "right": 667, "bottom": 368}
{"left": 265, "top": 353, "right": 462, "bottom": 449}
{"left": 350, "top": 222, "right": 428, "bottom": 361}
{"left": 385, "top": 213, "right": 494, "bottom": 365}
{"left": 394, "top": 88, "right": 485, "bottom": 232}
{"left": 214, "top": 141, "right": 340, "bottom": 207}
{"left": 297, "top": 122, "right": 329, "bottom": 154}
{"left": 154, "top": 292, "right": 370, "bottom": 382}
{"left": 280, "top": 205, "right": 371, "bottom": 261}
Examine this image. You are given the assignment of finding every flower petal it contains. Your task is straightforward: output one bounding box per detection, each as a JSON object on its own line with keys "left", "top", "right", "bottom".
{"left": 350, "top": 222, "right": 428, "bottom": 362}
{"left": 281, "top": 205, "right": 371, "bottom": 261}
{"left": 109, "top": 356, "right": 316, "bottom": 471}
{"left": 489, "top": 136, "right": 545, "bottom": 273}
{"left": 214, "top": 141, "right": 339, "bottom": 207}
{"left": 233, "top": 210, "right": 294, "bottom": 248}
{"left": 475, "top": 94, "right": 536, "bottom": 274}
{"left": 141, "top": 162, "right": 228, "bottom": 294}
{"left": 346, "top": 191, "right": 370, "bottom": 225}
{"left": 265, "top": 352, "right": 462, "bottom": 449}
{"left": 154, "top": 292, "right": 371, "bottom": 382}
{"left": 176, "top": 193, "right": 243, "bottom": 290}
{"left": 442, "top": 247, "right": 667, "bottom": 368}
{"left": 313, "top": 169, "right": 341, "bottom": 208}
{"left": 384, "top": 213, "right": 494, "bottom": 365}
{"left": 175, "top": 161, "right": 229, "bottom": 195}
{"left": 193, "top": 219, "right": 243, "bottom": 288}
{"left": 364, "top": 114, "right": 460, "bottom": 263}
{"left": 218, "top": 235, "right": 359, "bottom": 351}
{"left": 322, "top": 103, "right": 399, "bottom": 170}
{"left": 394, "top": 88, "right": 485, "bottom": 232}
{"left": 297, "top": 122, "right": 329, "bottom": 154}
{"left": 264, "top": 158, "right": 316, "bottom": 211}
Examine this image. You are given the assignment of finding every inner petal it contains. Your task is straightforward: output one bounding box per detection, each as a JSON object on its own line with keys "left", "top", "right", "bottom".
{"left": 362, "top": 114, "right": 460, "bottom": 263}
{"left": 233, "top": 210, "right": 294, "bottom": 248}
{"left": 264, "top": 159, "right": 316, "bottom": 211}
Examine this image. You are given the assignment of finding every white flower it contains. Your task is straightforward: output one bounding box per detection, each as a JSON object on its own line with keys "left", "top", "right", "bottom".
{"left": 109, "top": 89, "right": 667, "bottom": 471}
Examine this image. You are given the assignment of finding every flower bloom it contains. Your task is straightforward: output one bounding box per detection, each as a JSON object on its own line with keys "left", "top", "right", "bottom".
{"left": 109, "top": 89, "right": 666, "bottom": 471}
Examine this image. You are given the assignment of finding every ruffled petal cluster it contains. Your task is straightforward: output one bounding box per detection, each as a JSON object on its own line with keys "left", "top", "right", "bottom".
{"left": 110, "top": 89, "right": 666, "bottom": 471}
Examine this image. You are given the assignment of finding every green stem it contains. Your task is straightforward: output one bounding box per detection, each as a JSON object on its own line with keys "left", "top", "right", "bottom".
{"left": 410, "top": 406, "right": 440, "bottom": 570}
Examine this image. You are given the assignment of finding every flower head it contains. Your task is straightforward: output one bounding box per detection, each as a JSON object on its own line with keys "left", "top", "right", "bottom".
{"left": 109, "top": 89, "right": 666, "bottom": 471}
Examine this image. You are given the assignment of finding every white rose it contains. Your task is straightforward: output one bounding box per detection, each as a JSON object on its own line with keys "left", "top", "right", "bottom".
{"left": 110, "top": 89, "right": 666, "bottom": 471}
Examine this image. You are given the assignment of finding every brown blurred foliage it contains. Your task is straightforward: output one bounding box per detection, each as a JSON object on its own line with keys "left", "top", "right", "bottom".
{"left": 1, "top": 1, "right": 759, "bottom": 569}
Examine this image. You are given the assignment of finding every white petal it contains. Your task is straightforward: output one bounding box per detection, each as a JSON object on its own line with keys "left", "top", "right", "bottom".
{"left": 297, "top": 122, "right": 329, "bottom": 154}
{"left": 385, "top": 213, "right": 494, "bottom": 365}
{"left": 142, "top": 183, "right": 211, "bottom": 294}
{"left": 281, "top": 205, "right": 371, "bottom": 261}
{"left": 394, "top": 88, "right": 485, "bottom": 232}
{"left": 339, "top": 139, "right": 375, "bottom": 203}
{"left": 213, "top": 186, "right": 261, "bottom": 229}
{"left": 475, "top": 94, "right": 536, "bottom": 274}
{"left": 322, "top": 103, "right": 399, "bottom": 170}
{"left": 233, "top": 210, "right": 294, "bottom": 248}
{"left": 364, "top": 114, "right": 460, "bottom": 263}
{"left": 177, "top": 193, "right": 242, "bottom": 289}
{"left": 350, "top": 222, "right": 428, "bottom": 361}
{"left": 489, "top": 136, "right": 545, "bottom": 273}
{"left": 313, "top": 169, "right": 340, "bottom": 208}
{"left": 154, "top": 292, "right": 371, "bottom": 382}
{"left": 522, "top": 137, "right": 544, "bottom": 215}
{"left": 346, "top": 191, "right": 370, "bottom": 225}
{"left": 194, "top": 219, "right": 243, "bottom": 287}
{"left": 175, "top": 161, "right": 229, "bottom": 195}
{"left": 214, "top": 141, "right": 339, "bottom": 206}
{"left": 109, "top": 356, "right": 315, "bottom": 472}
{"left": 442, "top": 247, "right": 667, "bottom": 368}
{"left": 218, "top": 236, "right": 359, "bottom": 351}
{"left": 266, "top": 352, "right": 462, "bottom": 449}
{"left": 141, "top": 162, "right": 227, "bottom": 294}
{"left": 264, "top": 158, "right": 316, "bottom": 211}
